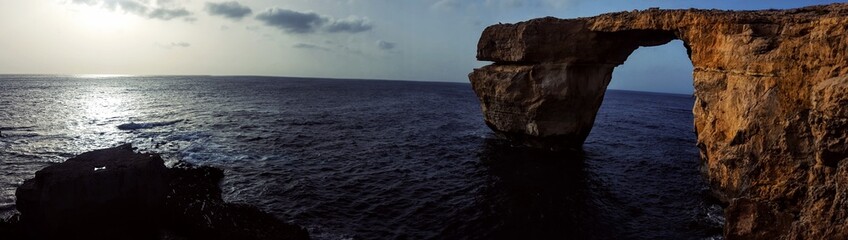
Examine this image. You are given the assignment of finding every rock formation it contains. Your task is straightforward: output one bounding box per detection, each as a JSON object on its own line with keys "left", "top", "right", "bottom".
{"left": 16, "top": 144, "right": 169, "bottom": 239}
{"left": 14, "top": 144, "right": 309, "bottom": 240}
{"left": 164, "top": 164, "right": 310, "bottom": 240}
{"left": 469, "top": 3, "right": 848, "bottom": 240}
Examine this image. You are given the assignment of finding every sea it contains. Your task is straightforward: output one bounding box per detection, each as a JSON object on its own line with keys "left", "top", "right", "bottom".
{"left": 0, "top": 75, "right": 724, "bottom": 239}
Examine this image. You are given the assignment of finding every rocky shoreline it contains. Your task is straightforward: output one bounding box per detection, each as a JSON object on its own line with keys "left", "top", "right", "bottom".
{"left": 1, "top": 144, "right": 309, "bottom": 240}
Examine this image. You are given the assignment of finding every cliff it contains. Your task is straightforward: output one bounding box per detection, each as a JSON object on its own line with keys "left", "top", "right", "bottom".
{"left": 469, "top": 3, "right": 848, "bottom": 239}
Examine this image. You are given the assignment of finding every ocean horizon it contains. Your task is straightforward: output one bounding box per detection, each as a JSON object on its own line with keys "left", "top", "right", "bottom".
{"left": 1, "top": 75, "right": 721, "bottom": 239}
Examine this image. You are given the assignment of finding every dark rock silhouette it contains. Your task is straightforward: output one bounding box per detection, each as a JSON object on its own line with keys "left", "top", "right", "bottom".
{"left": 12, "top": 144, "right": 309, "bottom": 240}
{"left": 164, "top": 164, "right": 310, "bottom": 240}
{"left": 16, "top": 144, "right": 168, "bottom": 239}
{"left": 469, "top": 3, "right": 848, "bottom": 239}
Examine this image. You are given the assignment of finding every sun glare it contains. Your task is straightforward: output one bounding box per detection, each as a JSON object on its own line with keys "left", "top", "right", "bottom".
{"left": 71, "top": 5, "right": 138, "bottom": 32}
{"left": 74, "top": 74, "right": 135, "bottom": 79}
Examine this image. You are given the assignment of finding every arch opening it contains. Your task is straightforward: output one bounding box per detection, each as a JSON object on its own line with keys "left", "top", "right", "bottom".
{"left": 608, "top": 40, "right": 694, "bottom": 95}
{"left": 582, "top": 39, "right": 722, "bottom": 238}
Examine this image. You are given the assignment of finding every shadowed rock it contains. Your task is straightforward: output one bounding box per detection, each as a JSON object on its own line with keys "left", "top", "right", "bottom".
{"left": 16, "top": 144, "right": 168, "bottom": 239}
{"left": 13, "top": 144, "right": 309, "bottom": 240}
{"left": 164, "top": 164, "right": 310, "bottom": 240}
{"left": 469, "top": 3, "right": 848, "bottom": 239}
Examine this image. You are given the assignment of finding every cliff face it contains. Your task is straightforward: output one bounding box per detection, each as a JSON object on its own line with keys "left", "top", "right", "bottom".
{"left": 469, "top": 3, "right": 848, "bottom": 239}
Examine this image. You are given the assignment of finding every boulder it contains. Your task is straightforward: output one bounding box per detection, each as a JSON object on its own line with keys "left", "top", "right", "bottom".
{"left": 15, "top": 143, "right": 168, "bottom": 239}
{"left": 14, "top": 144, "right": 310, "bottom": 240}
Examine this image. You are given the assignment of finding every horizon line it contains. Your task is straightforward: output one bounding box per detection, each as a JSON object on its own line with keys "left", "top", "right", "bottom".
{"left": 0, "top": 73, "right": 694, "bottom": 95}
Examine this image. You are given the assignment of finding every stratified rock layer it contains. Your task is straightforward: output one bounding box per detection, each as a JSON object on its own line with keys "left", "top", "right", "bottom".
{"left": 469, "top": 3, "right": 848, "bottom": 239}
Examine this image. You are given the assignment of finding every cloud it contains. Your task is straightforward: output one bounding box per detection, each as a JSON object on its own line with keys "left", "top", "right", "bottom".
{"left": 376, "top": 40, "right": 396, "bottom": 50}
{"left": 255, "top": 8, "right": 324, "bottom": 33}
{"left": 292, "top": 41, "right": 367, "bottom": 56}
{"left": 292, "top": 43, "right": 331, "bottom": 51}
{"left": 325, "top": 16, "right": 372, "bottom": 33}
{"left": 255, "top": 8, "right": 373, "bottom": 34}
{"left": 68, "top": 0, "right": 194, "bottom": 21}
{"left": 72, "top": 0, "right": 99, "bottom": 5}
{"left": 156, "top": 0, "right": 176, "bottom": 6}
{"left": 104, "top": 0, "right": 148, "bottom": 15}
{"left": 205, "top": 1, "right": 253, "bottom": 20}
{"left": 148, "top": 8, "right": 192, "bottom": 20}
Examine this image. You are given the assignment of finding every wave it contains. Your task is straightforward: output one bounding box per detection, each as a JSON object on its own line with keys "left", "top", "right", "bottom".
{"left": 117, "top": 120, "right": 183, "bottom": 130}
{"left": 0, "top": 202, "right": 16, "bottom": 218}
{"left": 0, "top": 126, "right": 34, "bottom": 131}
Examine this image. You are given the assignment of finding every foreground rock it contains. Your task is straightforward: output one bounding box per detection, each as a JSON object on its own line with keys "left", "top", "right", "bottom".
{"left": 16, "top": 144, "right": 168, "bottom": 239}
{"left": 164, "top": 164, "right": 309, "bottom": 240}
{"left": 469, "top": 3, "right": 848, "bottom": 239}
{"left": 13, "top": 144, "right": 309, "bottom": 240}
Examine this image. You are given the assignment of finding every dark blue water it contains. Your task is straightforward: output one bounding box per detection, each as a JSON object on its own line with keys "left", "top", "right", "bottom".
{"left": 0, "top": 75, "right": 723, "bottom": 239}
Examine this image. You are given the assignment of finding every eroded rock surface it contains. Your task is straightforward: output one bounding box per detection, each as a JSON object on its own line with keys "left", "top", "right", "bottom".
{"left": 469, "top": 3, "right": 848, "bottom": 239}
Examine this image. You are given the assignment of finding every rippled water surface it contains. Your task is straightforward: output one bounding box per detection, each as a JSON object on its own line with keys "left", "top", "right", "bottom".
{"left": 0, "top": 75, "right": 723, "bottom": 239}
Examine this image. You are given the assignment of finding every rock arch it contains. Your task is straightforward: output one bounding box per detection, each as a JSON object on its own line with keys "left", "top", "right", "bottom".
{"left": 469, "top": 4, "right": 848, "bottom": 239}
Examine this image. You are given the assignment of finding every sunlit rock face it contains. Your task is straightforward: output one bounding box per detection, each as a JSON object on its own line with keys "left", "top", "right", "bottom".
{"left": 469, "top": 3, "right": 848, "bottom": 239}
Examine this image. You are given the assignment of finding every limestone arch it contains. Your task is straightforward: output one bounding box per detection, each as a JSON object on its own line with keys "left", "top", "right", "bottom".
{"left": 468, "top": 5, "right": 848, "bottom": 239}
{"left": 470, "top": 19, "right": 692, "bottom": 150}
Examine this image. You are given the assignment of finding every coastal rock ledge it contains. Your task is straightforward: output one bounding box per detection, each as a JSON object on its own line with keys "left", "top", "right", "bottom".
{"left": 7, "top": 144, "right": 309, "bottom": 240}
{"left": 469, "top": 3, "right": 848, "bottom": 240}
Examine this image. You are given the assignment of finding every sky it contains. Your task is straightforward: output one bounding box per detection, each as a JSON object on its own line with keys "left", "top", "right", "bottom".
{"left": 0, "top": 0, "right": 843, "bottom": 94}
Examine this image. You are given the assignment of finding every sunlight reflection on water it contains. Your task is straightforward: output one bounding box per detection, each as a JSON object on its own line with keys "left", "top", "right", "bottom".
{"left": 0, "top": 76, "right": 721, "bottom": 239}
{"left": 72, "top": 74, "right": 135, "bottom": 79}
